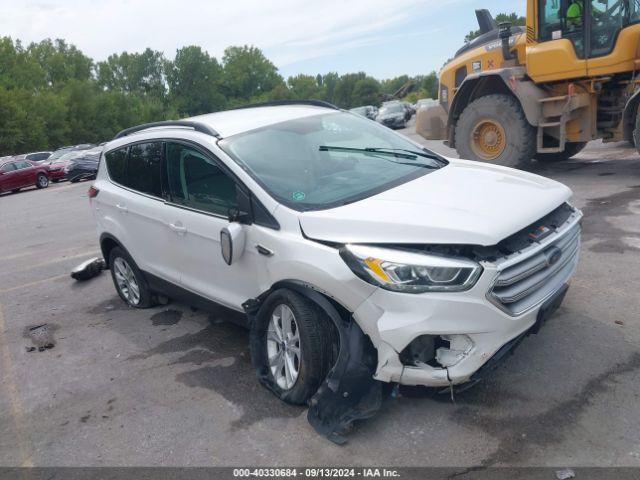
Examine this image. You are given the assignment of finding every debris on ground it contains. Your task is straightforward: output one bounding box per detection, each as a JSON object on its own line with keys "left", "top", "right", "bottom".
{"left": 24, "top": 324, "right": 57, "bottom": 352}
{"left": 71, "top": 257, "right": 106, "bottom": 281}
{"left": 555, "top": 468, "right": 576, "bottom": 479}
{"left": 615, "top": 320, "right": 624, "bottom": 326}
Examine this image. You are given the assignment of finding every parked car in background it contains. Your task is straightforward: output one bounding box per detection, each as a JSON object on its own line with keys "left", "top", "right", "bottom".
{"left": 65, "top": 146, "right": 103, "bottom": 182}
{"left": 0, "top": 159, "right": 49, "bottom": 194}
{"left": 349, "top": 105, "right": 377, "bottom": 120}
{"left": 24, "top": 151, "right": 53, "bottom": 163}
{"left": 376, "top": 102, "right": 408, "bottom": 129}
{"left": 401, "top": 101, "right": 415, "bottom": 119}
{"left": 45, "top": 144, "right": 96, "bottom": 165}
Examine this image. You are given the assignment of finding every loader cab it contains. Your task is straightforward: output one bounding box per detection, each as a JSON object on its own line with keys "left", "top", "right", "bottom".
{"left": 528, "top": 0, "right": 640, "bottom": 81}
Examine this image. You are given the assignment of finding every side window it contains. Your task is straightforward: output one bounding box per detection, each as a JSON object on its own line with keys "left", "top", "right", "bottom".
{"left": 166, "top": 142, "right": 238, "bottom": 216}
{"left": 126, "top": 143, "right": 163, "bottom": 197}
{"left": 539, "top": 0, "right": 585, "bottom": 57}
{"left": 0, "top": 163, "right": 16, "bottom": 173}
{"left": 105, "top": 148, "right": 128, "bottom": 185}
{"left": 15, "top": 161, "right": 30, "bottom": 170}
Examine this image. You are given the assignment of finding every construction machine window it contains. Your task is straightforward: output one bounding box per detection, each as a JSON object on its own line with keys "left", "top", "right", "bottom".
{"left": 588, "top": 0, "right": 639, "bottom": 57}
{"left": 538, "top": 0, "right": 585, "bottom": 57}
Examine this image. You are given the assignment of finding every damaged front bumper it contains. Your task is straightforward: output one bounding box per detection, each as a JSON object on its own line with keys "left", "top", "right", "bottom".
{"left": 355, "top": 269, "right": 573, "bottom": 389}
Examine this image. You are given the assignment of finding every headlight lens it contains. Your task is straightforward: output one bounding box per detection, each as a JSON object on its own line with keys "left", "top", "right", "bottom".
{"left": 340, "top": 245, "right": 482, "bottom": 293}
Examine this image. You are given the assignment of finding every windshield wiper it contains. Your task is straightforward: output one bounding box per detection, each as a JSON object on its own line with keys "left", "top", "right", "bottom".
{"left": 319, "top": 145, "right": 442, "bottom": 167}
{"left": 319, "top": 145, "right": 417, "bottom": 160}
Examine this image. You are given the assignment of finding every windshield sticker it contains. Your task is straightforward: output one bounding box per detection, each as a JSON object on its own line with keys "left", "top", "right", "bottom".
{"left": 292, "top": 191, "right": 306, "bottom": 201}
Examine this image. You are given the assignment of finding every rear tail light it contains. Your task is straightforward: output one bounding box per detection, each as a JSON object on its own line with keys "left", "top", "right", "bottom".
{"left": 88, "top": 185, "right": 100, "bottom": 198}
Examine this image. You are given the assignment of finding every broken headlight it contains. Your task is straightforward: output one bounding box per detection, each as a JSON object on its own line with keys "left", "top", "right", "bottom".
{"left": 340, "top": 245, "right": 482, "bottom": 293}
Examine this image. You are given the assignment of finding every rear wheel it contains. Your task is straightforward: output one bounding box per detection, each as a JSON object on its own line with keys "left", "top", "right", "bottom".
{"left": 108, "top": 247, "right": 154, "bottom": 308}
{"left": 535, "top": 141, "right": 587, "bottom": 162}
{"left": 35, "top": 173, "right": 49, "bottom": 189}
{"left": 254, "top": 289, "right": 337, "bottom": 405}
{"left": 455, "top": 94, "right": 536, "bottom": 168}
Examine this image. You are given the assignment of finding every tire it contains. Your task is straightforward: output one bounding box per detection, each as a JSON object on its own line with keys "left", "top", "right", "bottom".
{"left": 455, "top": 94, "right": 536, "bottom": 168}
{"left": 35, "top": 173, "right": 49, "bottom": 189}
{"left": 253, "top": 289, "right": 337, "bottom": 405}
{"left": 633, "top": 110, "right": 640, "bottom": 152}
{"left": 535, "top": 141, "right": 587, "bottom": 162}
{"left": 70, "top": 178, "right": 80, "bottom": 183}
{"left": 108, "top": 247, "right": 155, "bottom": 308}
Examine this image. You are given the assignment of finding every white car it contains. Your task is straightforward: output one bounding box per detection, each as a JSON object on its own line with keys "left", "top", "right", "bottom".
{"left": 89, "top": 101, "right": 582, "bottom": 441}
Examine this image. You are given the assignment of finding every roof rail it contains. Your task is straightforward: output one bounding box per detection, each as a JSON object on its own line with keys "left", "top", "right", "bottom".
{"left": 113, "top": 120, "right": 220, "bottom": 140}
{"left": 231, "top": 100, "right": 340, "bottom": 111}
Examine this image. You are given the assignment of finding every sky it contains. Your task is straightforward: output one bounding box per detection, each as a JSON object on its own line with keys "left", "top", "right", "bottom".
{"left": 0, "top": 0, "right": 526, "bottom": 80}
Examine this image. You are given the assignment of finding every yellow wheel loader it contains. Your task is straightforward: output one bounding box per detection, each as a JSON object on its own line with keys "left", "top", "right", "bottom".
{"left": 416, "top": 1, "right": 640, "bottom": 167}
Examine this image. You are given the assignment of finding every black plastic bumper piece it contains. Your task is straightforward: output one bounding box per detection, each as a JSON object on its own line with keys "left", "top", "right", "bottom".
{"left": 245, "top": 283, "right": 382, "bottom": 445}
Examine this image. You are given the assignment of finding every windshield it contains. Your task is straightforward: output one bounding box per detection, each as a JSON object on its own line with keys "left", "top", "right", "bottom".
{"left": 219, "top": 112, "right": 445, "bottom": 211}
{"left": 48, "top": 148, "right": 74, "bottom": 161}
{"left": 379, "top": 104, "right": 403, "bottom": 115}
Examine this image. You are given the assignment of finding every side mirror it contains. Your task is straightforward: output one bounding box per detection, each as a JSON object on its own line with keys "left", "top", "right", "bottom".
{"left": 220, "top": 223, "right": 246, "bottom": 266}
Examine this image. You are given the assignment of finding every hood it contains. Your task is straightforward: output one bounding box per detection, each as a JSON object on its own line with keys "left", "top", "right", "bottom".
{"left": 299, "top": 159, "right": 572, "bottom": 246}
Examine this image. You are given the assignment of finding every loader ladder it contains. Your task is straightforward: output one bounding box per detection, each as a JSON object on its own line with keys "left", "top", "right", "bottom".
{"left": 536, "top": 94, "right": 589, "bottom": 153}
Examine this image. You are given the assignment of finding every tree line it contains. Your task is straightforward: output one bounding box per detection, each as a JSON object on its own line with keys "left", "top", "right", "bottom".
{"left": 0, "top": 37, "right": 438, "bottom": 156}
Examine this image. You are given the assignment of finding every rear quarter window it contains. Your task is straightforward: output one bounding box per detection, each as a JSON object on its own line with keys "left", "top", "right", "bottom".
{"left": 105, "top": 147, "right": 128, "bottom": 185}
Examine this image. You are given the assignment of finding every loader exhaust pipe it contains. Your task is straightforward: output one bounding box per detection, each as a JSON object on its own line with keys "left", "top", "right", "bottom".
{"left": 499, "top": 22, "right": 515, "bottom": 61}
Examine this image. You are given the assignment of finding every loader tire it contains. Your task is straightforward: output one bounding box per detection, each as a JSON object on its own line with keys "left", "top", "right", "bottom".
{"left": 535, "top": 142, "right": 587, "bottom": 162}
{"left": 455, "top": 94, "right": 536, "bottom": 169}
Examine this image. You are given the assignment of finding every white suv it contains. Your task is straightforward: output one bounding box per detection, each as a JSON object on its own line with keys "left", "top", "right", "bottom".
{"left": 90, "top": 101, "right": 582, "bottom": 441}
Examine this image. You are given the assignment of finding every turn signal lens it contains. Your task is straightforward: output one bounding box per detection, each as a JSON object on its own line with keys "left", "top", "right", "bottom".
{"left": 88, "top": 185, "right": 100, "bottom": 198}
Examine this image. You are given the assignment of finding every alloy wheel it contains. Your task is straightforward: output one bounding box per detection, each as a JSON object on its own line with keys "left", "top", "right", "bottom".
{"left": 113, "top": 257, "right": 141, "bottom": 305}
{"left": 266, "top": 304, "right": 301, "bottom": 390}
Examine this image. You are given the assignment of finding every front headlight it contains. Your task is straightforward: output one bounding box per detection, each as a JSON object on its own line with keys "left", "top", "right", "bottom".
{"left": 340, "top": 245, "right": 482, "bottom": 293}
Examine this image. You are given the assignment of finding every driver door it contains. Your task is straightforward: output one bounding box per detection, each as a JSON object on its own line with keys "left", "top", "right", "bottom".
{"left": 527, "top": 0, "right": 588, "bottom": 82}
{"left": 162, "top": 140, "right": 269, "bottom": 311}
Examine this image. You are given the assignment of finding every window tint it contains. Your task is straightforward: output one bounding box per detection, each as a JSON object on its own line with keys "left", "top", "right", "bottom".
{"left": 0, "top": 163, "right": 16, "bottom": 172}
{"left": 105, "top": 148, "right": 127, "bottom": 185}
{"left": 166, "top": 142, "right": 237, "bottom": 216}
{"left": 127, "top": 143, "right": 163, "bottom": 197}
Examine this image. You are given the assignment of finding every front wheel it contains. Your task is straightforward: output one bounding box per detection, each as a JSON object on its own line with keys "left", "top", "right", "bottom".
{"left": 253, "top": 289, "right": 337, "bottom": 405}
{"left": 36, "top": 173, "right": 49, "bottom": 189}
{"left": 455, "top": 94, "right": 536, "bottom": 168}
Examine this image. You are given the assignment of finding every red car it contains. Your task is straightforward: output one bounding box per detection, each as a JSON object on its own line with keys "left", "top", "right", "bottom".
{"left": 0, "top": 159, "right": 49, "bottom": 194}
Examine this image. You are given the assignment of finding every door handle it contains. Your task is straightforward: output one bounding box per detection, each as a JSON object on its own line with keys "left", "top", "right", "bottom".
{"left": 115, "top": 204, "right": 128, "bottom": 213}
{"left": 168, "top": 222, "right": 187, "bottom": 235}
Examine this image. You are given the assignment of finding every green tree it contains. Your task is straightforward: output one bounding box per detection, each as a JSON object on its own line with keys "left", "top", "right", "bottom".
{"left": 97, "top": 48, "right": 166, "bottom": 97}
{"left": 165, "top": 46, "right": 226, "bottom": 116}
{"left": 27, "top": 39, "right": 93, "bottom": 86}
{"left": 287, "top": 74, "right": 323, "bottom": 100}
{"left": 352, "top": 77, "right": 381, "bottom": 106}
{"left": 222, "top": 45, "right": 283, "bottom": 102}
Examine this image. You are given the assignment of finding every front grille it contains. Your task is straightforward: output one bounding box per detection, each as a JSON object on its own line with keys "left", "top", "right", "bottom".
{"left": 489, "top": 215, "right": 581, "bottom": 316}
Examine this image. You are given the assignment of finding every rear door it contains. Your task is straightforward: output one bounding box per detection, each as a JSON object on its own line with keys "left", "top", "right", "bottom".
{"left": 13, "top": 161, "right": 37, "bottom": 187}
{"left": 99, "top": 143, "right": 181, "bottom": 285}
{"left": 0, "top": 162, "right": 18, "bottom": 190}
